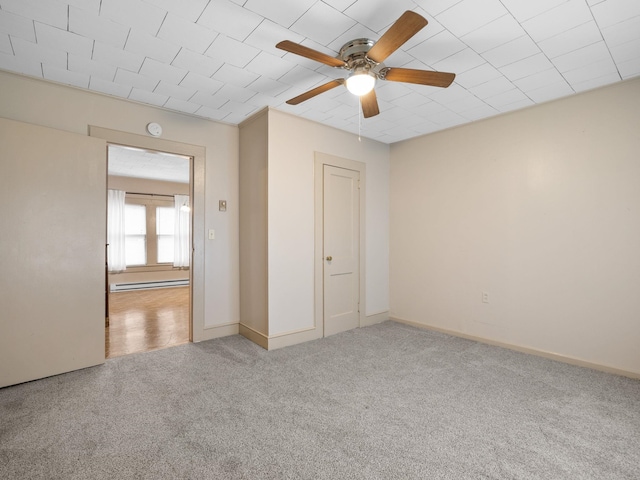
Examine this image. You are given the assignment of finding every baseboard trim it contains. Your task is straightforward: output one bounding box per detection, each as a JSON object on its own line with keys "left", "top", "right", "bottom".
{"left": 197, "top": 322, "right": 239, "bottom": 342}
{"left": 239, "top": 324, "right": 269, "bottom": 350}
{"left": 362, "top": 311, "right": 389, "bottom": 327}
{"left": 268, "top": 326, "right": 321, "bottom": 351}
{"left": 390, "top": 316, "right": 640, "bottom": 380}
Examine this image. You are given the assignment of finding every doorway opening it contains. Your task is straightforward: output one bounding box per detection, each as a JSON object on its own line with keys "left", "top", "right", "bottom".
{"left": 106, "top": 144, "right": 192, "bottom": 358}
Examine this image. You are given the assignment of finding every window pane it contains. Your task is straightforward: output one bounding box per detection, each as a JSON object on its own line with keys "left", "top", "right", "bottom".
{"left": 156, "top": 206, "right": 174, "bottom": 235}
{"left": 157, "top": 235, "right": 174, "bottom": 263}
{"left": 125, "top": 235, "right": 146, "bottom": 266}
{"left": 125, "top": 204, "right": 146, "bottom": 234}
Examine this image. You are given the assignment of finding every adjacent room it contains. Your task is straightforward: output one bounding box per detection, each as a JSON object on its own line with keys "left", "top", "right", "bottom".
{"left": 1, "top": 0, "right": 639, "bottom": 478}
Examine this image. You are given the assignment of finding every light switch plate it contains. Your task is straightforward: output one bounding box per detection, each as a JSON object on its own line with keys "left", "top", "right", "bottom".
{"left": 219, "top": 200, "right": 227, "bottom": 212}
{"left": 208, "top": 229, "right": 215, "bottom": 240}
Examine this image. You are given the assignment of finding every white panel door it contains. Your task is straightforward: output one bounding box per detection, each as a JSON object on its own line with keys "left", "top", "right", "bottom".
{"left": 323, "top": 165, "right": 360, "bottom": 337}
{"left": 0, "top": 117, "right": 106, "bottom": 388}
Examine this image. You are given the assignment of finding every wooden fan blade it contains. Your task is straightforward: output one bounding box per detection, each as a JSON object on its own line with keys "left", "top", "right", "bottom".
{"left": 360, "top": 89, "right": 380, "bottom": 118}
{"left": 286, "top": 79, "right": 344, "bottom": 105}
{"left": 366, "top": 11, "right": 428, "bottom": 64}
{"left": 276, "top": 40, "right": 346, "bottom": 68}
{"left": 384, "top": 68, "right": 455, "bottom": 87}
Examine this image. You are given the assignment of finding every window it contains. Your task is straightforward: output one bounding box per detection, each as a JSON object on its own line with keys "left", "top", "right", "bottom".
{"left": 124, "top": 204, "right": 146, "bottom": 266}
{"left": 156, "top": 206, "right": 175, "bottom": 264}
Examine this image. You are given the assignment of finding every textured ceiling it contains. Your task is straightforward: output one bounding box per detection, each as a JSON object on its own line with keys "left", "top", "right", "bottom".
{"left": 0, "top": 0, "right": 638, "bottom": 144}
{"left": 108, "top": 144, "right": 190, "bottom": 183}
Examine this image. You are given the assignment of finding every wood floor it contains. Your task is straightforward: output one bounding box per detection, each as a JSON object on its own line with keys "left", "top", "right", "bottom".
{"left": 106, "top": 286, "right": 190, "bottom": 359}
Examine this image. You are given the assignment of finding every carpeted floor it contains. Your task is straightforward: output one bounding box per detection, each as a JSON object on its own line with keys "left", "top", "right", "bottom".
{"left": 1, "top": 321, "right": 639, "bottom": 479}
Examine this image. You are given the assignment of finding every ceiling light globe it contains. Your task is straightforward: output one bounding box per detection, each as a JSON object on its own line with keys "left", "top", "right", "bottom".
{"left": 346, "top": 72, "right": 376, "bottom": 96}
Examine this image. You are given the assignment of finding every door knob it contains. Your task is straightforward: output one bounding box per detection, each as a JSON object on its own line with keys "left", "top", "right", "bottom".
{"left": 326, "top": 256, "right": 332, "bottom": 261}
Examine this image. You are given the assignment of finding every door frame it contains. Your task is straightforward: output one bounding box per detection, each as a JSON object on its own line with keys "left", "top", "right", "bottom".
{"left": 89, "top": 126, "right": 206, "bottom": 342}
{"left": 314, "top": 152, "right": 366, "bottom": 337}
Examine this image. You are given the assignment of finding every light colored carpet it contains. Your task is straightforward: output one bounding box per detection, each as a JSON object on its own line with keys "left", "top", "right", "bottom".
{"left": 1, "top": 321, "right": 639, "bottom": 479}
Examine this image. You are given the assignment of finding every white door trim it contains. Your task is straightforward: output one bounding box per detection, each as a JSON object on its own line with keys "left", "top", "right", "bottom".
{"left": 314, "top": 152, "right": 366, "bottom": 337}
{"left": 89, "top": 126, "right": 206, "bottom": 342}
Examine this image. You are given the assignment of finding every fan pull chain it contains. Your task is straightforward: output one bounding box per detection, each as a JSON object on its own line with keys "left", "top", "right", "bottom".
{"left": 358, "top": 97, "right": 362, "bottom": 142}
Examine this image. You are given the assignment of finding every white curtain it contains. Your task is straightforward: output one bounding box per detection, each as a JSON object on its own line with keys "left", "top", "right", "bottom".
{"left": 107, "top": 189, "right": 126, "bottom": 272}
{"left": 174, "top": 194, "right": 191, "bottom": 268}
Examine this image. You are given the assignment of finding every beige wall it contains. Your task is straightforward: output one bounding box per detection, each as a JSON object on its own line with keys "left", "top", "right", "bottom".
{"left": 238, "top": 110, "right": 269, "bottom": 338}
{"left": 390, "top": 77, "right": 640, "bottom": 375}
{"left": 0, "top": 70, "right": 240, "bottom": 335}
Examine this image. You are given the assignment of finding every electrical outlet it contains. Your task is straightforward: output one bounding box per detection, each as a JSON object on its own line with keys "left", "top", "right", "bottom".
{"left": 482, "top": 292, "right": 489, "bottom": 304}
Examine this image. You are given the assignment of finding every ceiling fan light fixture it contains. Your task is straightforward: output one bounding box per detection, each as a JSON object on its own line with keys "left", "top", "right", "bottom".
{"left": 346, "top": 71, "right": 376, "bottom": 96}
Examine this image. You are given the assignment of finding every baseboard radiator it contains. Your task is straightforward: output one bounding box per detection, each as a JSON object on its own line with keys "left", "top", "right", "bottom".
{"left": 110, "top": 279, "right": 189, "bottom": 292}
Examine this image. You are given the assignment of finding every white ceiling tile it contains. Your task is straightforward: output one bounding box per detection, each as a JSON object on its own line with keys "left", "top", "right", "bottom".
{"left": 426, "top": 82, "right": 468, "bottom": 102}
{"left": 442, "top": 93, "right": 487, "bottom": 113}
{"left": 11, "top": 37, "right": 66, "bottom": 68}
{"left": 245, "top": 51, "right": 297, "bottom": 80}
{"left": 538, "top": 21, "right": 602, "bottom": 59}
{"left": 500, "top": 53, "right": 553, "bottom": 81}
{"left": 375, "top": 82, "right": 414, "bottom": 102}
{"left": 164, "top": 97, "right": 201, "bottom": 114}
{"left": 591, "top": 0, "right": 640, "bottom": 29}
{"left": 618, "top": 56, "right": 640, "bottom": 78}
{"left": 454, "top": 62, "right": 502, "bottom": 88}
{"left": 143, "top": 0, "right": 209, "bottom": 22}
{"left": 66, "top": 0, "right": 101, "bottom": 13}
{"left": 563, "top": 57, "right": 618, "bottom": 84}
{"left": 213, "top": 63, "right": 260, "bottom": 87}
{"left": 68, "top": 53, "right": 117, "bottom": 81}
{"left": 92, "top": 41, "right": 145, "bottom": 72}
{"left": 197, "top": 0, "right": 263, "bottom": 42}
{"left": 68, "top": 6, "right": 129, "bottom": 49}
{"left": 484, "top": 87, "right": 531, "bottom": 108}
{"left": 171, "top": 48, "right": 223, "bottom": 77}
{"left": 0, "top": 9, "right": 36, "bottom": 42}
{"left": 247, "top": 76, "right": 291, "bottom": 96}
{"left": 180, "top": 72, "right": 224, "bottom": 94}
{"left": 0, "top": 34, "right": 11, "bottom": 54}
{"left": 219, "top": 100, "right": 260, "bottom": 116}
{"left": 42, "top": 64, "right": 90, "bottom": 88}
{"left": 154, "top": 81, "right": 196, "bottom": 101}
{"left": 343, "top": 0, "right": 417, "bottom": 32}
{"left": 601, "top": 16, "right": 640, "bottom": 47}
{"left": 409, "top": 30, "right": 466, "bottom": 66}
{"left": 500, "top": 0, "right": 569, "bottom": 23}
{"left": 384, "top": 49, "right": 420, "bottom": 68}
{"left": 390, "top": 91, "right": 432, "bottom": 109}
{"left": 213, "top": 83, "right": 257, "bottom": 102}
{"left": 470, "top": 75, "right": 516, "bottom": 99}
{"left": 413, "top": 0, "right": 464, "bottom": 17}
{"left": 125, "top": 29, "right": 180, "bottom": 64}
{"left": 524, "top": 80, "right": 574, "bottom": 103}
{"left": 0, "top": 0, "right": 67, "bottom": 29}
{"left": 100, "top": 0, "right": 167, "bottom": 36}
{"left": 244, "top": 0, "right": 316, "bottom": 28}
{"left": 326, "top": 23, "right": 378, "bottom": 52}
{"left": 432, "top": 47, "right": 485, "bottom": 74}
{"left": 460, "top": 14, "right": 526, "bottom": 54}
{"left": 205, "top": 34, "right": 260, "bottom": 68}
{"left": 610, "top": 38, "right": 640, "bottom": 64}
{"left": 196, "top": 105, "right": 230, "bottom": 121}
{"left": 513, "top": 68, "right": 567, "bottom": 92}
{"left": 552, "top": 41, "right": 612, "bottom": 72}
{"left": 139, "top": 58, "right": 188, "bottom": 84}
{"left": 190, "top": 91, "right": 228, "bottom": 109}
{"left": 0, "top": 51, "right": 42, "bottom": 77}
{"left": 128, "top": 87, "right": 169, "bottom": 106}
{"left": 459, "top": 103, "right": 499, "bottom": 120}
{"left": 290, "top": 2, "right": 356, "bottom": 45}
{"left": 482, "top": 35, "right": 540, "bottom": 68}
{"left": 114, "top": 68, "right": 160, "bottom": 90}
{"left": 323, "top": 0, "right": 358, "bottom": 12}
{"left": 34, "top": 23, "right": 93, "bottom": 57}
{"left": 571, "top": 70, "right": 621, "bottom": 92}
{"left": 523, "top": 0, "right": 593, "bottom": 43}
{"left": 244, "top": 19, "right": 305, "bottom": 57}
{"left": 436, "top": 0, "right": 508, "bottom": 38}
{"left": 278, "top": 64, "right": 330, "bottom": 90}
{"left": 88, "top": 76, "right": 132, "bottom": 97}
{"left": 157, "top": 13, "right": 216, "bottom": 54}
{"left": 496, "top": 97, "right": 534, "bottom": 112}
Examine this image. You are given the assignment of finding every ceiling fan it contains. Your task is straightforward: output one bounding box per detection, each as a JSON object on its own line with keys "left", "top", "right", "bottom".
{"left": 276, "top": 11, "right": 456, "bottom": 119}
